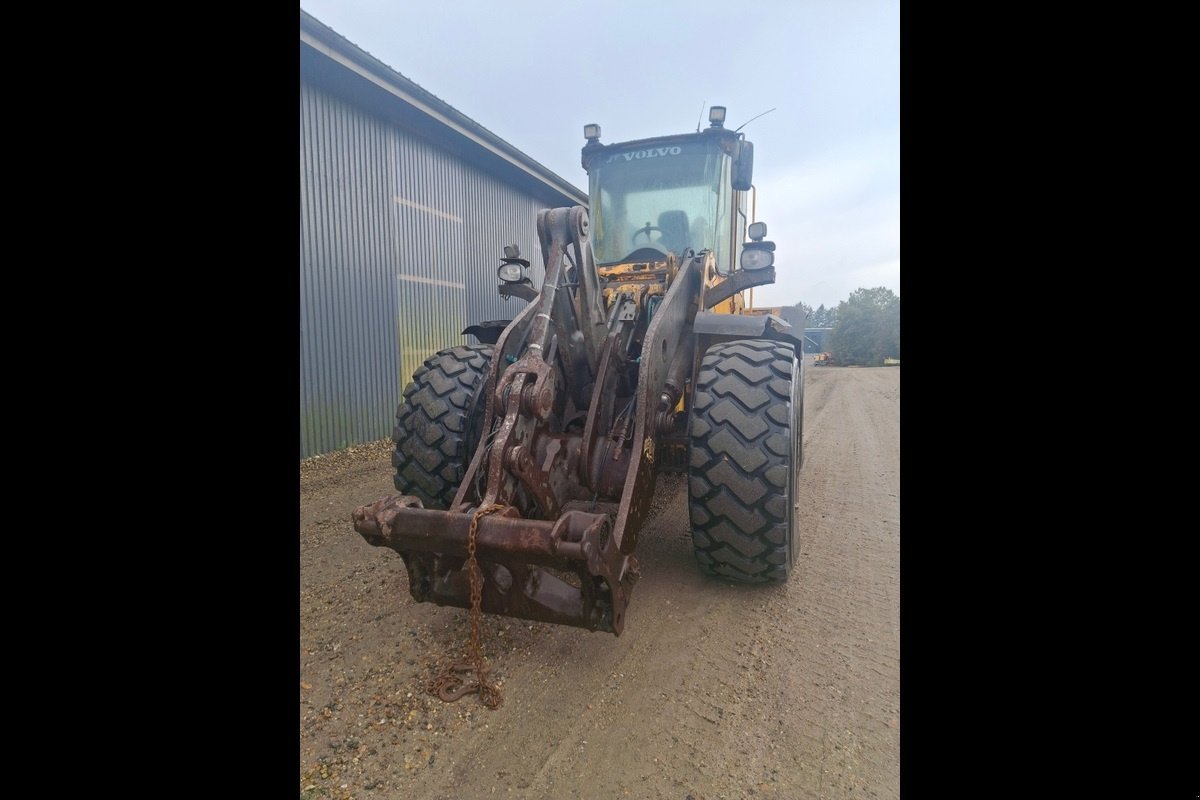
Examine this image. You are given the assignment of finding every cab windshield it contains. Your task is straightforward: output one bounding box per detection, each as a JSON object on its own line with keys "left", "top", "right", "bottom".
{"left": 589, "top": 139, "right": 728, "bottom": 265}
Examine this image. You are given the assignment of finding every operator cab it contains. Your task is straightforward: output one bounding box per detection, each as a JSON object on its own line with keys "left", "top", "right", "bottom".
{"left": 581, "top": 107, "right": 755, "bottom": 273}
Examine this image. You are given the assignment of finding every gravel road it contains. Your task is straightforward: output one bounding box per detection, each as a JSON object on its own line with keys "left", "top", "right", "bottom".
{"left": 300, "top": 362, "right": 899, "bottom": 800}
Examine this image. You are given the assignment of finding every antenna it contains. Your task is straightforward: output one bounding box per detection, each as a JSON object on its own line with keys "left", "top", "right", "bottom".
{"left": 695, "top": 100, "right": 706, "bottom": 133}
{"left": 734, "top": 107, "right": 777, "bottom": 132}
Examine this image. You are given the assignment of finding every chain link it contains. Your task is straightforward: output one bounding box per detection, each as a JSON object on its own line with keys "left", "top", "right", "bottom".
{"left": 427, "top": 503, "right": 507, "bottom": 709}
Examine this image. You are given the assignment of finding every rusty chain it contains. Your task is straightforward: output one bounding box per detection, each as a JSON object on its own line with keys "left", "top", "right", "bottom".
{"left": 426, "top": 503, "right": 508, "bottom": 709}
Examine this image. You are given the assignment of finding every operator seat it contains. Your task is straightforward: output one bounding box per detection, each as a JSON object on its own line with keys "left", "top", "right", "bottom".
{"left": 658, "top": 210, "right": 689, "bottom": 254}
{"left": 689, "top": 216, "right": 709, "bottom": 252}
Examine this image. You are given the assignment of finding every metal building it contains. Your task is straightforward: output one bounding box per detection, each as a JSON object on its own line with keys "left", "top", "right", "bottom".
{"left": 300, "top": 11, "right": 587, "bottom": 458}
{"left": 803, "top": 328, "right": 834, "bottom": 353}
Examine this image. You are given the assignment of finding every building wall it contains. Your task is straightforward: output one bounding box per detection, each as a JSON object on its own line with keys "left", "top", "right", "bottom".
{"left": 300, "top": 81, "right": 558, "bottom": 457}
{"left": 802, "top": 329, "right": 832, "bottom": 353}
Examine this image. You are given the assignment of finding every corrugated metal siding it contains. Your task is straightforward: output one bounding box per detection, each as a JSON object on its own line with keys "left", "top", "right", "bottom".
{"left": 301, "top": 81, "right": 558, "bottom": 457}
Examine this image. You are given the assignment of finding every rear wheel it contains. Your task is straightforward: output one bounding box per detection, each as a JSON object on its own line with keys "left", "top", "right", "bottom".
{"left": 392, "top": 344, "right": 494, "bottom": 509}
{"left": 688, "top": 339, "right": 801, "bottom": 582}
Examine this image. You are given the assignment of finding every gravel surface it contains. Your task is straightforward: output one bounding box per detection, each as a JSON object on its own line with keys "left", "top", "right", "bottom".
{"left": 300, "top": 363, "right": 899, "bottom": 799}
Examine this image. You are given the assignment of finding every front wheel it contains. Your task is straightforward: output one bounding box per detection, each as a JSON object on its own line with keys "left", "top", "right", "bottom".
{"left": 688, "top": 339, "right": 802, "bottom": 582}
{"left": 392, "top": 344, "right": 494, "bottom": 509}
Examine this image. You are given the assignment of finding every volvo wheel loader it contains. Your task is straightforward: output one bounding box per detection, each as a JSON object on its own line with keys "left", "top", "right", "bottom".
{"left": 353, "top": 106, "right": 805, "bottom": 645}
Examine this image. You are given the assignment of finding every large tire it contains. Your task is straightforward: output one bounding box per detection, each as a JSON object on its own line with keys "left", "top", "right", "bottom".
{"left": 392, "top": 344, "right": 494, "bottom": 509}
{"left": 688, "top": 339, "right": 802, "bottom": 582}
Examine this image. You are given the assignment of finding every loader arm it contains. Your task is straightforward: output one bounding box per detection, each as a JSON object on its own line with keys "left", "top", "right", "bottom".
{"left": 354, "top": 206, "right": 692, "bottom": 634}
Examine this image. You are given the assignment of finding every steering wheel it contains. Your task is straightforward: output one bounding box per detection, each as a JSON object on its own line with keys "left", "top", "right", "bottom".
{"left": 632, "top": 223, "right": 662, "bottom": 243}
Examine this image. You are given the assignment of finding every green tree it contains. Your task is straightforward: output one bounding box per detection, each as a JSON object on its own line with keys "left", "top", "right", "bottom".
{"left": 808, "top": 304, "right": 837, "bottom": 329}
{"left": 828, "top": 287, "right": 900, "bottom": 366}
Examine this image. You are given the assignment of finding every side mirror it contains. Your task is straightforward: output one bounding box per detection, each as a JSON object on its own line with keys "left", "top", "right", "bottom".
{"left": 732, "top": 140, "right": 754, "bottom": 191}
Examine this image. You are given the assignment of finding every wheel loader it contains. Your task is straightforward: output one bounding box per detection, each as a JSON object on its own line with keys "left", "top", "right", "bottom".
{"left": 353, "top": 106, "right": 805, "bottom": 645}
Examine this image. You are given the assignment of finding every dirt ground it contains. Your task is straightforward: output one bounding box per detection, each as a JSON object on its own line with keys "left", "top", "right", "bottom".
{"left": 299, "top": 362, "right": 899, "bottom": 800}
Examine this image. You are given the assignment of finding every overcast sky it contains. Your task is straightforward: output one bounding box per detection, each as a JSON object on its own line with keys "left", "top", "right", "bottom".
{"left": 299, "top": 0, "right": 899, "bottom": 312}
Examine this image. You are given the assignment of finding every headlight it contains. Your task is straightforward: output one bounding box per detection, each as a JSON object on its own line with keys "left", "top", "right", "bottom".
{"left": 740, "top": 247, "right": 774, "bottom": 271}
{"left": 498, "top": 262, "right": 524, "bottom": 283}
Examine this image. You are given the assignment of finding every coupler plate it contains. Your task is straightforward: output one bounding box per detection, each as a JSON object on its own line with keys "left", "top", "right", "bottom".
{"left": 353, "top": 495, "right": 639, "bottom": 634}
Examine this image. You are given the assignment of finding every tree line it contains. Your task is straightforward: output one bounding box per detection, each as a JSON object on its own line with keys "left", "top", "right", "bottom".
{"left": 794, "top": 286, "right": 899, "bottom": 366}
